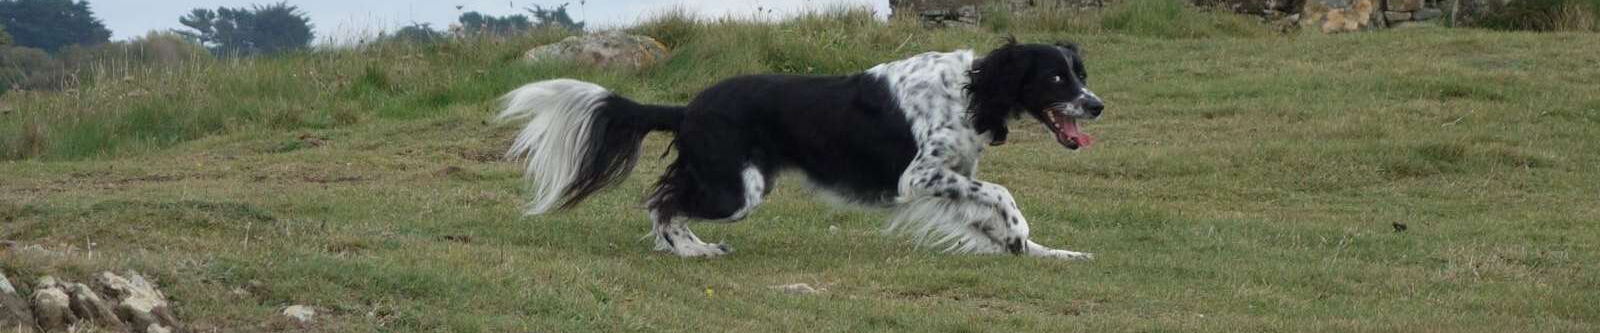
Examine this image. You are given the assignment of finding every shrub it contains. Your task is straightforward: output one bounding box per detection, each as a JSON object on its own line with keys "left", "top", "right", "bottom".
{"left": 0, "top": 46, "right": 69, "bottom": 92}
{"left": 1474, "top": 0, "right": 1600, "bottom": 31}
{"left": 61, "top": 31, "right": 212, "bottom": 68}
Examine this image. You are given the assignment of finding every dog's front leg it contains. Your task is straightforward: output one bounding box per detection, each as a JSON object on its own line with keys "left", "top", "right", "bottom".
{"left": 895, "top": 166, "right": 1092, "bottom": 260}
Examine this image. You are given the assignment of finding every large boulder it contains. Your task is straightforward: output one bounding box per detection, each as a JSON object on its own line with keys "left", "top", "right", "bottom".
{"left": 1300, "top": 0, "right": 1386, "bottom": 32}
{"left": 522, "top": 31, "right": 670, "bottom": 68}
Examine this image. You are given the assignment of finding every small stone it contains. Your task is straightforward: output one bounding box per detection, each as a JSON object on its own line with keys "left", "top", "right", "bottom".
{"left": 827, "top": 225, "right": 840, "bottom": 233}
{"left": 1385, "top": 11, "right": 1413, "bottom": 22}
{"left": 0, "top": 270, "right": 34, "bottom": 331}
{"left": 1414, "top": 8, "right": 1443, "bottom": 20}
{"left": 0, "top": 271, "right": 14, "bottom": 294}
{"left": 771, "top": 283, "right": 820, "bottom": 295}
{"left": 69, "top": 282, "right": 126, "bottom": 330}
{"left": 283, "top": 305, "right": 316, "bottom": 323}
{"left": 147, "top": 324, "right": 173, "bottom": 333}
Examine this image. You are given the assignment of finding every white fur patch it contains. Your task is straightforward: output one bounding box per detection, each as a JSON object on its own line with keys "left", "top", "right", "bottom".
{"left": 887, "top": 195, "right": 1007, "bottom": 253}
{"left": 727, "top": 165, "right": 765, "bottom": 221}
{"left": 497, "top": 79, "right": 610, "bottom": 215}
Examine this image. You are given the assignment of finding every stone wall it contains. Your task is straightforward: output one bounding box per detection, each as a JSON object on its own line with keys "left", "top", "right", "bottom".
{"left": 888, "top": 0, "right": 1105, "bottom": 28}
{"left": 891, "top": 0, "right": 1473, "bottom": 33}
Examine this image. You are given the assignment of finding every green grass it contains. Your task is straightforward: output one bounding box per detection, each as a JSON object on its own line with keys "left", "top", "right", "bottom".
{"left": 3, "top": 7, "right": 1600, "bottom": 333}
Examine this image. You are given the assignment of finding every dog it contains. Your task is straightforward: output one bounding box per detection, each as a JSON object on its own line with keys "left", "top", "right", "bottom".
{"left": 497, "top": 39, "right": 1103, "bottom": 260}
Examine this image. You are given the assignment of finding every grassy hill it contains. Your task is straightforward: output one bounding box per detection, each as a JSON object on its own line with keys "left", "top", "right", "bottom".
{"left": 3, "top": 5, "right": 1598, "bottom": 332}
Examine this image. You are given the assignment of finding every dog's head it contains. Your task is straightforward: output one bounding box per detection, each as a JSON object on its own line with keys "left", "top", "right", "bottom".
{"left": 968, "top": 39, "right": 1103, "bottom": 150}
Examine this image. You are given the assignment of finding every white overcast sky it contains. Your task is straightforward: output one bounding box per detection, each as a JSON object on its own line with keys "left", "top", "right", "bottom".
{"left": 93, "top": 0, "right": 891, "bottom": 42}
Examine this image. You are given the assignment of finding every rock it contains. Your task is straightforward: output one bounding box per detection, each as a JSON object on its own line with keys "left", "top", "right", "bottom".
{"left": 522, "top": 31, "right": 670, "bottom": 69}
{"left": 96, "top": 271, "right": 180, "bottom": 333}
{"left": 1300, "top": 0, "right": 1385, "bottom": 33}
{"left": 1385, "top": 10, "right": 1413, "bottom": 22}
{"left": 1414, "top": 7, "right": 1443, "bottom": 21}
{"left": 0, "top": 271, "right": 15, "bottom": 295}
{"left": 1388, "top": 0, "right": 1424, "bottom": 11}
{"left": 32, "top": 277, "right": 75, "bottom": 332}
{"left": 1206, "top": 0, "right": 1303, "bottom": 15}
{"left": 917, "top": 6, "right": 982, "bottom": 28}
{"left": 771, "top": 283, "right": 821, "bottom": 295}
{"left": 67, "top": 282, "right": 125, "bottom": 331}
{"left": 0, "top": 270, "right": 35, "bottom": 331}
{"left": 282, "top": 305, "right": 315, "bottom": 323}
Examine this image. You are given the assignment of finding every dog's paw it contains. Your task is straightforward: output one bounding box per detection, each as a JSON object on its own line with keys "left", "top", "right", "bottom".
{"left": 667, "top": 241, "right": 732, "bottom": 258}
{"left": 1043, "top": 248, "right": 1094, "bottom": 260}
{"left": 1033, "top": 248, "right": 1094, "bottom": 261}
{"left": 1023, "top": 241, "right": 1093, "bottom": 261}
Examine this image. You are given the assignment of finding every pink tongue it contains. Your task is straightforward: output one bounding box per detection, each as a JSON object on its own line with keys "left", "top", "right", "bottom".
{"left": 1056, "top": 120, "right": 1095, "bottom": 148}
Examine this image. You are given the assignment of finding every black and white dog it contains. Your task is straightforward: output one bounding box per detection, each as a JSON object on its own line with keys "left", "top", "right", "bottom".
{"left": 497, "top": 39, "right": 1103, "bottom": 260}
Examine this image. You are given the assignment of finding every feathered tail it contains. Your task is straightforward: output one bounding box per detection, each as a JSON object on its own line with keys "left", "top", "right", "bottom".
{"left": 497, "top": 79, "right": 685, "bottom": 214}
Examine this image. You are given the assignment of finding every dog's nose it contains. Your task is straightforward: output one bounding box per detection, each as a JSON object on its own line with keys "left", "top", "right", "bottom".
{"left": 1085, "top": 99, "right": 1104, "bottom": 117}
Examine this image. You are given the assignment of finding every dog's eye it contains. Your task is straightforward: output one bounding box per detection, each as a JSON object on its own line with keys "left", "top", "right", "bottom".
{"left": 1051, "top": 76, "right": 1063, "bottom": 84}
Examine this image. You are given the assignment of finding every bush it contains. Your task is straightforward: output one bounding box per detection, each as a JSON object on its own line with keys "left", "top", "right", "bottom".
{"left": 1474, "top": 0, "right": 1600, "bottom": 31}
{"left": 61, "top": 31, "right": 212, "bottom": 68}
{"left": 386, "top": 23, "right": 446, "bottom": 44}
{"left": 0, "top": 46, "right": 69, "bottom": 92}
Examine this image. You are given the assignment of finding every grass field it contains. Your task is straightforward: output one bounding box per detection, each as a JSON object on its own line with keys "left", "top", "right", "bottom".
{"left": 3, "top": 5, "right": 1599, "bottom": 332}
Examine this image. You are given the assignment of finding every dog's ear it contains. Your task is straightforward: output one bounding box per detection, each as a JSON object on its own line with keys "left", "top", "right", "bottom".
{"left": 966, "top": 40, "right": 1031, "bottom": 145}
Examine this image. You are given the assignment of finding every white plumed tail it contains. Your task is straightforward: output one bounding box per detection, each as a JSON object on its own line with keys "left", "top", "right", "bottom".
{"left": 497, "top": 79, "right": 611, "bottom": 215}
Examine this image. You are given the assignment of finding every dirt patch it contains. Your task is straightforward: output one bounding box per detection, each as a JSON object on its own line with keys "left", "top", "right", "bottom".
{"left": 458, "top": 148, "right": 502, "bottom": 163}
{"left": 300, "top": 175, "right": 368, "bottom": 184}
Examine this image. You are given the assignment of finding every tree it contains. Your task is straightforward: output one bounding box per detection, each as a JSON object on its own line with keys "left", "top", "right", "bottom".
{"left": 0, "top": 0, "right": 112, "bottom": 52}
{"left": 458, "top": 11, "right": 532, "bottom": 36}
{"left": 389, "top": 23, "right": 444, "bottom": 43}
{"left": 527, "top": 3, "right": 585, "bottom": 31}
{"left": 178, "top": 2, "right": 314, "bottom": 56}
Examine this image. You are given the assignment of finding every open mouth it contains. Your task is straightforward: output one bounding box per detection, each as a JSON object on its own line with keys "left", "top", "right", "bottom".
{"left": 1044, "top": 109, "right": 1094, "bottom": 150}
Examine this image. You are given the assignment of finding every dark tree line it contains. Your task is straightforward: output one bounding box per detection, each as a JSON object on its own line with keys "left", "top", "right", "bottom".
{"left": 178, "top": 2, "right": 314, "bottom": 56}
{"left": 0, "top": 0, "right": 111, "bottom": 52}
{"left": 456, "top": 3, "right": 586, "bottom": 36}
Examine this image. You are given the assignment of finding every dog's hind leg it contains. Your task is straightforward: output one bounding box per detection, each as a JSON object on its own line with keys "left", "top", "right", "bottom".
{"left": 645, "top": 157, "right": 769, "bottom": 257}
{"left": 649, "top": 210, "right": 732, "bottom": 257}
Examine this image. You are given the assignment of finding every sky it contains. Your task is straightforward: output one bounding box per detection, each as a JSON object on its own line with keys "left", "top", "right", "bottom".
{"left": 93, "top": 0, "right": 891, "bottom": 43}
